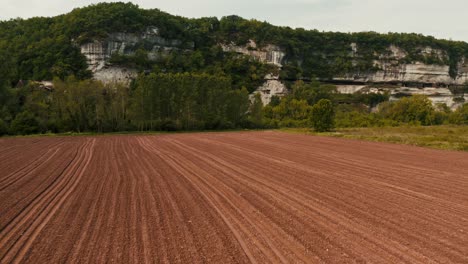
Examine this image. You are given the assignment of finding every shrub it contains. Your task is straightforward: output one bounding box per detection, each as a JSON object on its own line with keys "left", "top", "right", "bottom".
{"left": 310, "top": 99, "right": 335, "bottom": 132}
{"left": 449, "top": 104, "right": 468, "bottom": 125}
{"left": 10, "top": 111, "right": 40, "bottom": 135}
{"left": 378, "top": 95, "right": 435, "bottom": 125}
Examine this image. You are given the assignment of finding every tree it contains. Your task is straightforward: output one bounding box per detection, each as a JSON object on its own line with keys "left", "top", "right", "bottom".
{"left": 269, "top": 95, "right": 281, "bottom": 107}
{"left": 226, "top": 87, "right": 250, "bottom": 127}
{"left": 10, "top": 111, "right": 40, "bottom": 135}
{"left": 290, "top": 81, "right": 336, "bottom": 106}
{"left": 270, "top": 98, "right": 310, "bottom": 121}
{"left": 449, "top": 103, "right": 468, "bottom": 125}
{"left": 310, "top": 99, "right": 335, "bottom": 132}
{"left": 0, "top": 119, "right": 8, "bottom": 136}
{"left": 379, "top": 95, "right": 435, "bottom": 125}
{"left": 129, "top": 72, "right": 236, "bottom": 131}
{"left": 249, "top": 93, "right": 264, "bottom": 128}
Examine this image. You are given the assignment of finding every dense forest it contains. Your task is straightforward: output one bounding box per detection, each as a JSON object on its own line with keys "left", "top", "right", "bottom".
{"left": 1, "top": 2, "right": 468, "bottom": 135}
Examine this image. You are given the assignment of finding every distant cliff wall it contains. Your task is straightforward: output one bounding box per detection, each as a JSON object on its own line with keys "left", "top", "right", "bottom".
{"left": 335, "top": 44, "right": 468, "bottom": 85}
{"left": 79, "top": 26, "right": 192, "bottom": 83}
{"left": 221, "top": 40, "right": 286, "bottom": 67}
{"left": 79, "top": 33, "right": 467, "bottom": 108}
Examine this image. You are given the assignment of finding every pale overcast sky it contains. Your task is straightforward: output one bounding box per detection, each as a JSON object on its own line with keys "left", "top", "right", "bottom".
{"left": 1, "top": 0, "right": 467, "bottom": 42}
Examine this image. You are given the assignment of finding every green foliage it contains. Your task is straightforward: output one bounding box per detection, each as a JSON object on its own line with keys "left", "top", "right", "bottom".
{"left": 264, "top": 98, "right": 310, "bottom": 126}
{"left": 2, "top": 2, "right": 468, "bottom": 84}
{"left": 449, "top": 104, "right": 468, "bottom": 125}
{"left": 335, "top": 111, "right": 396, "bottom": 128}
{"left": 310, "top": 99, "right": 335, "bottom": 132}
{"left": 379, "top": 95, "right": 436, "bottom": 125}
{"left": 284, "top": 126, "right": 468, "bottom": 151}
{"left": 130, "top": 72, "right": 245, "bottom": 130}
{"left": 10, "top": 111, "right": 40, "bottom": 135}
{"left": 0, "top": 74, "right": 465, "bottom": 135}
{"left": 52, "top": 78, "right": 105, "bottom": 132}
{"left": 269, "top": 95, "right": 281, "bottom": 107}
{"left": 216, "top": 15, "right": 468, "bottom": 78}
{"left": 226, "top": 87, "right": 250, "bottom": 128}
{"left": 0, "top": 119, "right": 8, "bottom": 136}
{"left": 358, "top": 92, "right": 390, "bottom": 108}
{"left": 262, "top": 80, "right": 338, "bottom": 128}
{"left": 290, "top": 81, "right": 336, "bottom": 105}
{"left": 0, "top": 17, "right": 90, "bottom": 81}
{"left": 248, "top": 93, "right": 264, "bottom": 128}
{"left": 1, "top": 3, "right": 468, "bottom": 135}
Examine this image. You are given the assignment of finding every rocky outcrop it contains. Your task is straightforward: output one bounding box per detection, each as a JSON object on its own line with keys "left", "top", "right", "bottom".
{"left": 330, "top": 44, "right": 468, "bottom": 109}
{"left": 93, "top": 67, "right": 137, "bottom": 84}
{"left": 221, "top": 40, "right": 285, "bottom": 67}
{"left": 80, "top": 41, "right": 107, "bottom": 73}
{"left": 388, "top": 87, "right": 465, "bottom": 109}
{"left": 337, "top": 62, "right": 468, "bottom": 84}
{"left": 222, "top": 40, "right": 287, "bottom": 104}
{"left": 336, "top": 44, "right": 468, "bottom": 85}
{"left": 80, "top": 33, "right": 290, "bottom": 103}
{"left": 251, "top": 74, "right": 288, "bottom": 105}
{"left": 80, "top": 27, "right": 191, "bottom": 82}
{"left": 336, "top": 84, "right": 466, "bottom": 110}
{"left": 335, "top": 85, "right": 367, "bottom": 94}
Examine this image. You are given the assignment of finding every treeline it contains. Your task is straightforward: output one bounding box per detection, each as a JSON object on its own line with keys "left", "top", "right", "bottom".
{"left": 2, "top": 2, "right": 468, "bottom": 86}
{"left": 259, "top": 81, "right": 468, "bottom": 130}
{"left": 130, "top": 73, "right": 251, "bottom": 130}
{"left": 0, "top": 73, "right": 254, "bottom": 135}
{"left": 1, "top": 75, "right": 468, "bottom": 136}
{"left": 334, "top": 96, "right": 468, "bottom": 128}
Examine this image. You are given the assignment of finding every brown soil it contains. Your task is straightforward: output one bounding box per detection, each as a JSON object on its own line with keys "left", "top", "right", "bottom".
{"left": 1, "top": 131, "right": 467, "bottom": 263}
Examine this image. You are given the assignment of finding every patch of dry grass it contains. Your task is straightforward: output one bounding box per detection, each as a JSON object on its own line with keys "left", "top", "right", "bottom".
{"left": 282, "top": 126, "right": 468, "bottom": 151}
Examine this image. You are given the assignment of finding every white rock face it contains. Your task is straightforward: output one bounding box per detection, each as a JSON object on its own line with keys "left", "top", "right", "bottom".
{"left": 251, "top": 75, "right": 288, "bottom": 105}
{"left": 388, "top": 87, "right": 465, "bottom": 109}
{"left": 93, "top": 67, "right": 137, "bottom": 84}
{"left": 336, "top": 84, "right": 465, "bottom": 110}
{"left": 374, "top": 62, "right": 454, "bottom": 83}
{"left": 80, "top": 41, "right": 107, "bottom": 72}
{"left": 79, "top": 27, "right": 189, "bottom": 83}
{"left": 340, "top": 44, "right": 468, "bottom": 85}
{"left": 333, "top": 44, "right": 468, "bottom": 109}
{"left": 221, "top": 40, "right": 285, "bottom": 67}
{"left": 335, "top": 85, "right": 367, "bottom": 94}
{"left": 80, "top": 34, "right": 468, "bottom": 107}
{"left": 387, "top": 45, "right": 408, "bottom": 59}
{"left": 338, "top": 61, "right": 468, "bottom": 85}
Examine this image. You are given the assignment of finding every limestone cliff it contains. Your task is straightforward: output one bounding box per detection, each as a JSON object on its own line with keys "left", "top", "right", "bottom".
{"left": 332, "top": 44, "right": 467, "bottom": 109}
{"left": 221, "top": 40, "right": 285, "bottom": 67}
{"left": 250, "top": 74, "right": 288, "bottom": 105}
{"left": 80, "top": 36, "right": 289, "bottom": 104}
{"left": 79, "top": 32, "right": 466, "bottom": 107}
{"left": 79, "top": 26, "right": 192, "bottom": 83}
{"left": 336, "top": 85, "right": 465, "bottom": 110}
{"left": 221, "top": 40, "right": 288, "bottom": 105}
{"left": 336, "top": 44, "right": 468, "bottom": 85}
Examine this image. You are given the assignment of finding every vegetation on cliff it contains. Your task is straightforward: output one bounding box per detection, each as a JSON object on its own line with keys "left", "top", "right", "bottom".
{"left": 2, "top": 2, "right": 468, "bottom": 85}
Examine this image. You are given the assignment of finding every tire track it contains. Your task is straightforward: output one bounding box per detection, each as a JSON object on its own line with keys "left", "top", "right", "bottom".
{"left": 0, "top": 138, "right": 95, "bottom": 263}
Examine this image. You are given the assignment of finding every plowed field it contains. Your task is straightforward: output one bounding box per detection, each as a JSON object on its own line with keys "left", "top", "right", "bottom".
{"left": 1, "top": 131, "right": 467, "bottom": 263}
